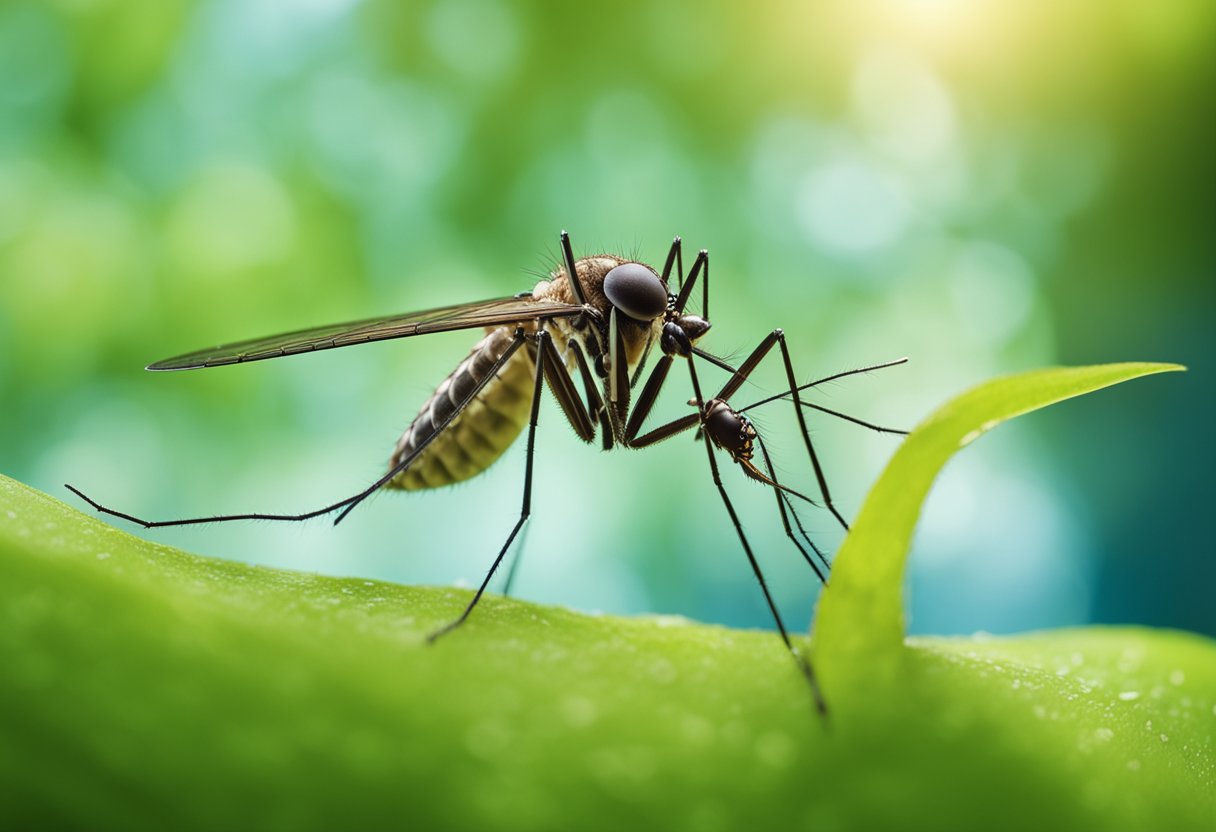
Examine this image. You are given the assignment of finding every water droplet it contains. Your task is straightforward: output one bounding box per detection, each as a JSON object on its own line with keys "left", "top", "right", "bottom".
{"left": 95, "top": 552, "right": 111, "bottom": 561}
{"left": 1011, "top": 679, "right": 1022, "bottom": 690}
{"left": 1093, "top": 727, "right": 1115, "bottom": 742}
{"left": 1168, "top": 669, "right": 1185, "bottom": 686}
{"left": 1145, "top": 720, "right": 1153, "bottom": 731}
{"left": 653, "top": 614, "right": 691, "bottom": 628}
{"left": 6, "top": 510, "right": 16, "bottom": 519}
{"left": 1118, "top": 691, "right": 1140, "bottom": 701}
{"left": 1159, "top": 734, "right": 1169, "bottom": 743}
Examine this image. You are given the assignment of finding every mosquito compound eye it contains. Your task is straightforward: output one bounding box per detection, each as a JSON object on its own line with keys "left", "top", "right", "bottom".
{"left": 603, "top": 262, "right": 668, "bottom": 322}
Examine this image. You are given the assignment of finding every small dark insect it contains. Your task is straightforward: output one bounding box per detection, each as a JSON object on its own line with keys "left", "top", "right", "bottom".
{"left": 68, "top": 231, "right": 908, "bottom": 716}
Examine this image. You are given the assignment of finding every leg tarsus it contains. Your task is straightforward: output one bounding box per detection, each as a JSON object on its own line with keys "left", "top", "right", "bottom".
{"left": 427, "top": 328, "right": 549, "bottom": 641}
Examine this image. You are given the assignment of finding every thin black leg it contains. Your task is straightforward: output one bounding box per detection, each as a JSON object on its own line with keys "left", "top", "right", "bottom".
{"left": 616, "top": 243, "right": 707, "bottom": 445}
{"left": 569, "top": 340, "right": 613, "bottom": 451}
{"left": 539, "top": 330, "right": 596, "bottom": 443}
{"left": 68, "top": 330, "right": 531, "bottom": 530}
{"left": 754, "top": 433, "right": 831, "bottom": 582}
{"left": 427, "top": 329, "right": 550, "bottom": 643}
{"left": 500, "top": 519, "right": 532, "bottom": 597}
{"left": 628, "top": 330, "right": 783, "bottom": 449}
{"left": 658, "top": 236, "right": 683, "bottom": 288}
{"left": 695, "top": 334, "right": 883, "bottom": 533}
{"left": 774, "top": 331, "right": 850, "bottom": 532}
{"left": 687, "top": 358, "right": 828, "bottom": 716}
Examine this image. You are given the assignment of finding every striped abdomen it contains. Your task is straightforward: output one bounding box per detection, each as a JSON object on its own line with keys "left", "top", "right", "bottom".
{"left": 388, "top": 327, "right": 535, "bottom": 491}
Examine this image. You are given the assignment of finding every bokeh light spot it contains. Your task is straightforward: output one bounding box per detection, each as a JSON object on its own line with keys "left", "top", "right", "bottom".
{"left": 853, "top": 45, "right": 958, "bottom": 165}
{"left": 796, "top": 158, "right": 911, "bottom": 257}
{"left": 948, "top": 240, "right": 1036, "bottom": 346}
{"left": 426, "top": 0, "right": 520, "bottom": 81}
{"left": 166, "top": 164, "right": 297, "bottom": 276}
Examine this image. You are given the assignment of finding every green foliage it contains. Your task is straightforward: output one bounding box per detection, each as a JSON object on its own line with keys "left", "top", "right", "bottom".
{"left": 1, "top": 363, "right": 1211, "bottom": 832}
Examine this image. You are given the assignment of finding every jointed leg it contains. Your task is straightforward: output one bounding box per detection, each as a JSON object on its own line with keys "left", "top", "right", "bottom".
{"left": 68, "top": 329, "right": 532, "bottom": 530}
{"left": 686, "top": 358, "right": 827, "bottom": 716}
{"left": 427, "top": 329, "right": 551, "bottom": 643}
{"left": 754, "top": 433, "right": 831, "bottom": 583}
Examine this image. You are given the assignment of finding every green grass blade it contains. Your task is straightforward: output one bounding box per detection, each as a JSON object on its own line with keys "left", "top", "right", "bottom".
{"left": 814, "top": 362, "right": 1186, "bottom": 668}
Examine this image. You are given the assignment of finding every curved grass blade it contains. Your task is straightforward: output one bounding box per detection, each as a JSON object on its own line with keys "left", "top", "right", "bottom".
{"left": 813, "top": 362, "right": 1186, "bottom": 664}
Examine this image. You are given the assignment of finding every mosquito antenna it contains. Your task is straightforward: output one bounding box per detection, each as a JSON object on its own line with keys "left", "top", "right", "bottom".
{"left": 793, "top": 401, "right": 908, "bottom": 435}
{"left": 739, "top": 358, "right": 910, "bottom": 413}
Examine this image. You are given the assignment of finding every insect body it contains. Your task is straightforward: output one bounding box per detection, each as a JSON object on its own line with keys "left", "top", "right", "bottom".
{"left": 69, "top": 231, "right": 908, "bottom": 717}
{"left": 388, "top": 252, "right": 701, "bottom": 490}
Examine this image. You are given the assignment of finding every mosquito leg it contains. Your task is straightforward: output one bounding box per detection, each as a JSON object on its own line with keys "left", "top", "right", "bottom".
{"left": 569, "top": 340, "right": 613, "bottom": 451}
{"left": 629, "top": 411, "right": 700, "bottom": 448}
{"left": 624, "top": 355, "right": 674, "bottom": 443}
{"left": 500, "top": 519, "right": 532, "bottom": 597}
{"left": 618, "top": 247, "right": 709, "bottom": 444}
{"left": 772, "top": 332, "right": 850, "bottom": 533}
{"left": 627, "top": 332, "right": 783, "bottom": 449}
{"left": 695, "top": 331, "right": 863, "bottom": 533}
{"left": 427, "top": 329, "right": 550, "bottom": 643}
{"left": 659, "top": 236, "right": 683, "bottom": 292}
{"left": 69, "top": 329, "right": 531, "bottom": 530}
{"left": 539, "top": 329, "right": 596, "bottom": 443}
{"left": 686, "top": 358, "right": 827, "bottom": 716}
{"left": 754, "top": 433, "right": 831, "bottom": 582}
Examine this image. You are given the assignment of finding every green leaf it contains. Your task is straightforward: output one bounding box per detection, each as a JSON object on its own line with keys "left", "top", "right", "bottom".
{"left": 2, "top": 363, "right": 1212, "bottom": 832}
{"left": 814, "top": 362, "right": 1188, "bottom": 666}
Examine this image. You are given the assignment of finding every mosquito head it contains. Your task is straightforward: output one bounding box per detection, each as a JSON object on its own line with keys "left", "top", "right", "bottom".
{"left": 702, "top": 398, "right": 754, "bottom": 459}
{"left": 603, "top": 262, "right": 668, "bottom": 322}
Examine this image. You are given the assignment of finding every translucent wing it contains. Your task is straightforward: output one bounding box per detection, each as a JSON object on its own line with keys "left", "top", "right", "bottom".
{"left": 147, "top": 295, "right": 583, "bottom": 371}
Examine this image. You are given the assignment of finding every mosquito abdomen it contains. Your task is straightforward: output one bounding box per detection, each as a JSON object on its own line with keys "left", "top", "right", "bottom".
{"left": 388, "top": 327, "right": 535, "bottom": 491}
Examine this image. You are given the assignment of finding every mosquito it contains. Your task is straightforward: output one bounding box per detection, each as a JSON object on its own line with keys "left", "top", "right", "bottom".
{"left": 68, "top": 230, "right": 908, "bottom": 716}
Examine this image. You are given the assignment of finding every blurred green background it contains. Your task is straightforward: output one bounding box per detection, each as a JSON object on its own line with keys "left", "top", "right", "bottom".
{"left": 1, "top": 0, "right": 1211, "bottom": 639}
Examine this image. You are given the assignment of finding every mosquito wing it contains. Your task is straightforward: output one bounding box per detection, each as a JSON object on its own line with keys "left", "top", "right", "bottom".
{"left": 146, "top": 295, "right": 584, "bottom": 371}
